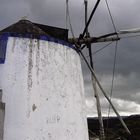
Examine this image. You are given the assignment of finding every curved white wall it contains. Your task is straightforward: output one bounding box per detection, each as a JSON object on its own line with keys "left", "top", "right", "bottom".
{"left": 0, "top": 37, "right": 89, "bottom": 140}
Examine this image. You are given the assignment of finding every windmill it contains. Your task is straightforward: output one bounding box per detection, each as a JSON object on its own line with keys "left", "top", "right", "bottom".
{"left": 0, "top": 1, "right": 140, "bottom": 140}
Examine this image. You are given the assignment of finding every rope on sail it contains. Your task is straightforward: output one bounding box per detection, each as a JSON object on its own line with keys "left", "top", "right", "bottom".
{"left": 106, "top": 41, "right": 118, "bottom": 137}
{"left": 80, "top": 0, "right": 101, "bottom": 40}
{"left": 120, "top": 34, "right": 140, "bottom": 39}
{"left": 81, "top": 41, "right": 113, "bottom": 60}
{"left": 105, "top": 0, "right": 118, "bottom": 35}
{"left": 78, "top": 47, "right": 131, "bottom": 135}
{"left": 66, "top": 0, "right": 68, "bottom": 29}
{"left": 104, "top": 0, "right": 120, "bottom": 136}
{"left": 66, "top": 0, "right": 75, "bottom": 38}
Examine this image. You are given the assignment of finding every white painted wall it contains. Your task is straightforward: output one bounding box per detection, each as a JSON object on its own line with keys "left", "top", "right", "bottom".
{"left": 0, "top": 37, "right": 89, "bottom": 140}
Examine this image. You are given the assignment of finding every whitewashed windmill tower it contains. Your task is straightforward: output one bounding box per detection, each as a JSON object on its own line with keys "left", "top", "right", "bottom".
{"left": 0, "top": 20, "right": 89, "bottom": 140}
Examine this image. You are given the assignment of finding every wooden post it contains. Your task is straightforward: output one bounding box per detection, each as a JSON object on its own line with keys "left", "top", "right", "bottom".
{"left": 84, "top": 1, "right": 105, "bottom": 139}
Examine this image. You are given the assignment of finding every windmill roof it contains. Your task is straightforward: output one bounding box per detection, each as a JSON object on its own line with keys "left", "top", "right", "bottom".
{"left": 0, "top": 20, "right": 68, "bottom": 41}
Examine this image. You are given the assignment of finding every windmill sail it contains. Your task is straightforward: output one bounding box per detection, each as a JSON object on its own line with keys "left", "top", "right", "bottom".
{"left": 119, "top": 28, "right": 140, "bottom": 34}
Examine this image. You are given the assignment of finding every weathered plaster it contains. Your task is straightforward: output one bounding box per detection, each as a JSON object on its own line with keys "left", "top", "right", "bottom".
{"left": 0, "top": 37, "right": 88, "bottom": 140}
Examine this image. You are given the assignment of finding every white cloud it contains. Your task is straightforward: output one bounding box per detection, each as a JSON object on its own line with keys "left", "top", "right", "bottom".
{"left": 86, "top": 97, "right": 140, "bottom": 117}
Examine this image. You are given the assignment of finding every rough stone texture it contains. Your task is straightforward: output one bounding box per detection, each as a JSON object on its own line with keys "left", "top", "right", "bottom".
{"left": 0, "top": 37, "right": 88, "bottom": 140}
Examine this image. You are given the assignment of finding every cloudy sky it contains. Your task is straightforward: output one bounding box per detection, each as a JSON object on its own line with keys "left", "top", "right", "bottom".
{"left": 1, "top": 0, "right": 140, "bottom": 117}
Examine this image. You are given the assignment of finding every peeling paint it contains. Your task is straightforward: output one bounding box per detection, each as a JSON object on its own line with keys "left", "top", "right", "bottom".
{"left": 12, "top": 38, "right": 16, "bottom": 53}
{"left": 27, "top": 39, "right": 33, "bottom": 91}
{"left": 36, "top": 39, "right": 40, "bottom": 85}
{"left": 26, "top": 39, "right": 33, "bottom": 118}
{"left": 32, "top": 104, "right": 37, "bottom": 112}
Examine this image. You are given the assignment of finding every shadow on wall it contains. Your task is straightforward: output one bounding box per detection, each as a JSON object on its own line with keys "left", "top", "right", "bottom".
{"left": 0, "top": 89, "right": 5, "bottom": 140}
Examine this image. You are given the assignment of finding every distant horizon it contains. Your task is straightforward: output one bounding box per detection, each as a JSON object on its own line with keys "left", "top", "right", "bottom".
{"left": 87, "top": 113, "right": 140, "bottom": 118}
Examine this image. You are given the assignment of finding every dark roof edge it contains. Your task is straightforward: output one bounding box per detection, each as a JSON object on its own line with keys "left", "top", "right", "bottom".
{"left": 34, "top": 23, "right": 68, "bottom": 41}
{"left": 0, "top": 20, "right": 68, "bottom": 41}
{"left": 0, "top": 32, "right": 75, "bottom": 50}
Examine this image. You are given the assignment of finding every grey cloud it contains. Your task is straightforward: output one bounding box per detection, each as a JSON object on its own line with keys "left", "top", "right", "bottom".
{"left": 0, "top": 0, "right": 30, "bottom": 29}
{"left": 96, "top": 73, "right": 140, "bottom": 103}
{"left": 79, "top": 0, "right": 140, "bottom": 115}
{"left": 86, "top": 98, "right": 140, "bottom": 116}
{"left": 91, "top": 39, "right": 140, "bottom": 76}
{"left": 1, "top": 0, "right": 140, "bottom": 116}
{"left": 102, "top": 98, "right": 140, "bottom": 114}
{"left": 86, "top": 97, "right": 140, "bottom": 116}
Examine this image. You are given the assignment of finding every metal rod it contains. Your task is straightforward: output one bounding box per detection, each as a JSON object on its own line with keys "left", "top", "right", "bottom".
{"left": 80, "top": 0, "right": 101, "bottom": 39}
{"left": 79, "top": 49, "right": 131, "bottom": 135}
{"left": 66, "top": 0, "right": 68, "bottom": 29}
{"left": 84, "top": 0, "right": 88, "bottom": 35}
